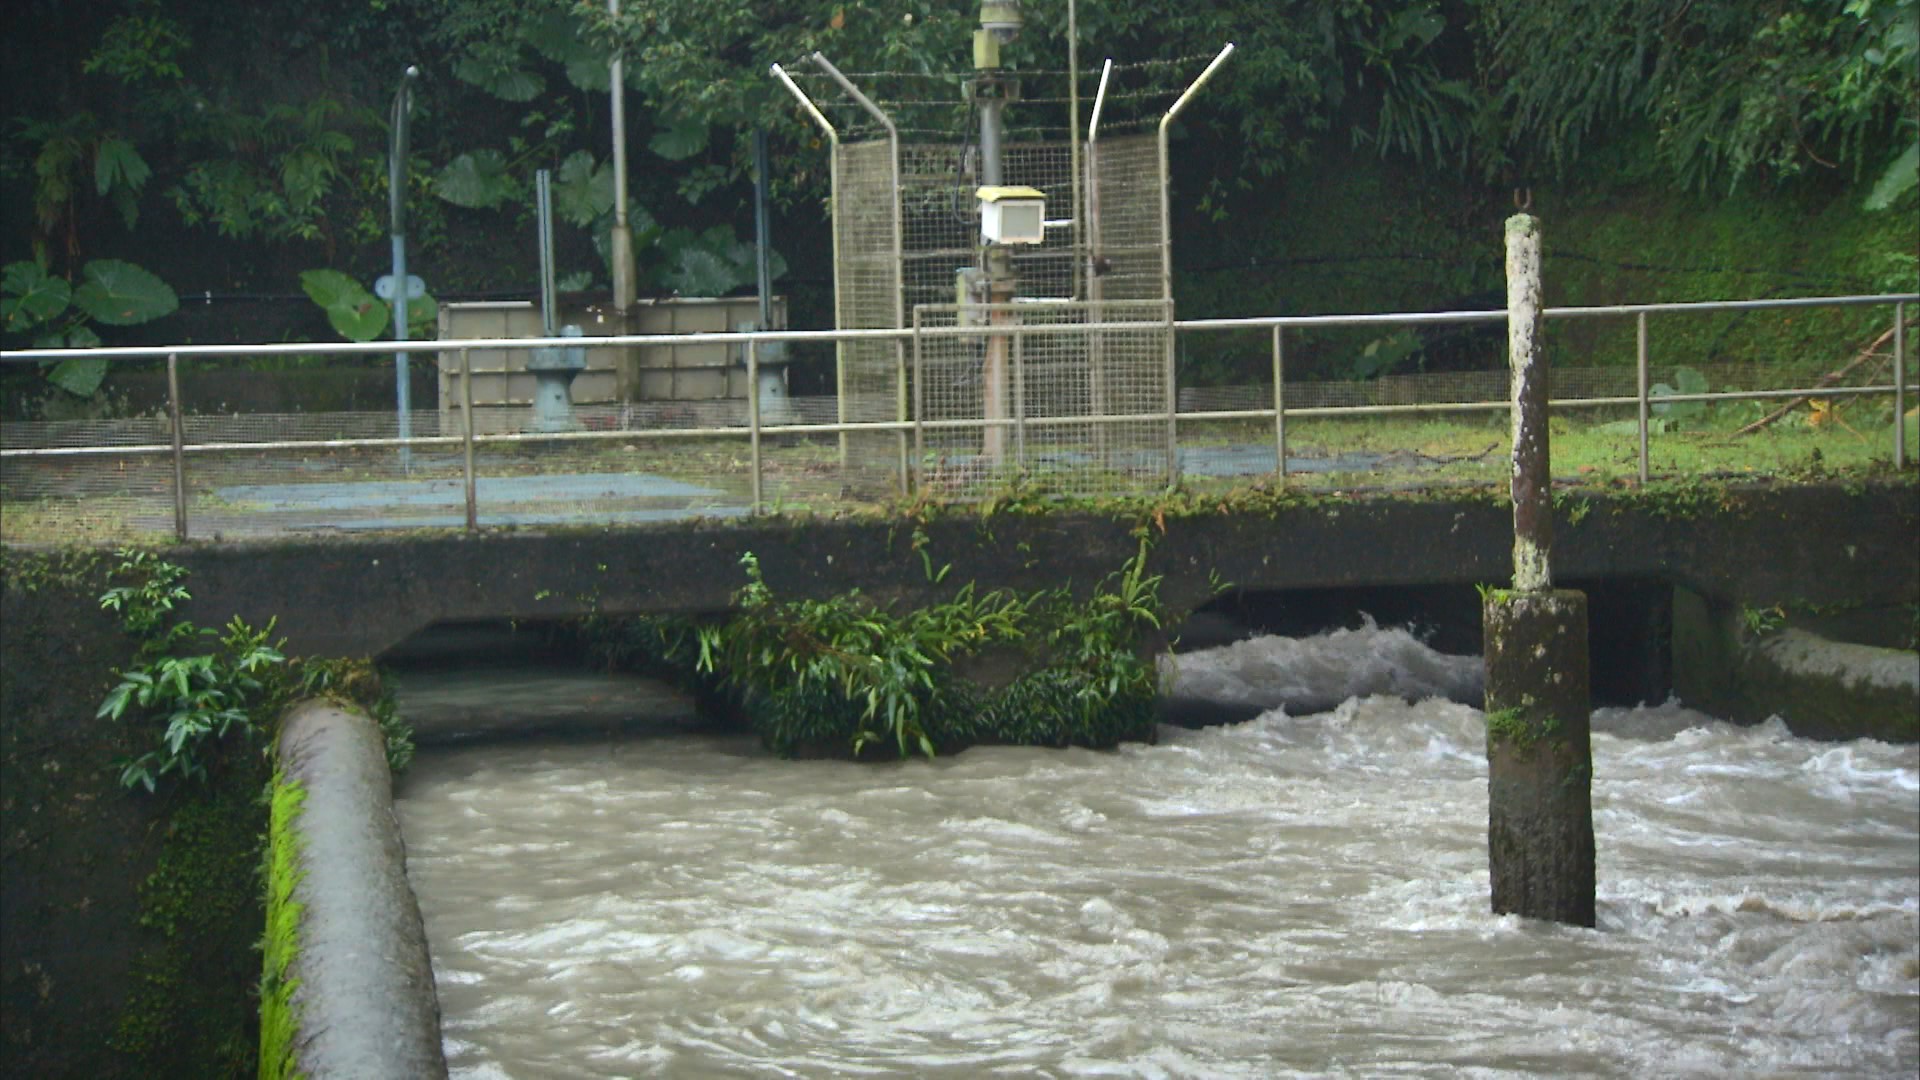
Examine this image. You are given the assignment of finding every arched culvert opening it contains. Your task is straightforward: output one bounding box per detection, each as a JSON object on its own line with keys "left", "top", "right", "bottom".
{"left": 1161, "top": 578, "right": 1673, "bottom": 726}
{"left": 377, "top": 618, "right": 717, "bottom": 746}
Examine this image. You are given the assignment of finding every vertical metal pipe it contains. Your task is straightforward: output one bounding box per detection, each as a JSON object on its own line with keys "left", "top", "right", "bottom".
{"left": 1165, "top": 310, "right": 1178, "bottom": 487}
{"left": 912, "top": 315, "right": 925, "bottom": 486}
{"left": 389, "top": 67, "right": 418, "bottom": 476}
{"left": 753, "top": 128, "right": 773, "bottom": 329}
{"left": 747, "top": 338, "right": 763, "bottom": 513}
{"left": 1012, "top": 327, "right": 1026, "bottom": 464}
{"left": 607, "top": 0, "right": 636, "bottom": 310}
{"left": 1157, "top": 44, "right": 1235, "bottom": 304}
{"left": 167, "top": 353, "right": 187, "bottom": 541}
{"left": 809, "top": 54, "right": 904, "bottom": 479}
{"left": 1895, "top": 301, "right": 1907, "bottom": 468}
{"left": 1272, "top": 325, "right": 1287, "bottom": 481}
{"left": 461, "top": 348, "right": 477, "bottom": 532}
{"left": 1636, "top": 311, "right": 1650, "bottom": 484}
{"left": 1087, "top": 60, "right": 1112, "bottom": 466}
{"left": 536, "top": 170, "right": 558, "bottom": 336}
{"left": 1067, "top": 0, "right": 1082, "bottom": 300}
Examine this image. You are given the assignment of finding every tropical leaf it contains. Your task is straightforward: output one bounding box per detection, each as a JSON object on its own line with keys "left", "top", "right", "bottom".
{"left": 94, "top": 136, "right": 151, "bottom": 195}
{"left": 434, "top": 150, "right": 514, "bottom": 209}
{"left": 452, "top": 56, "right": 545, "bottom": 102}
{"left": 660, "top": 245, "right": 744, "bottom": 297}
{"left": 649, "top": 117, "right": 710, "bottom": 161}
{"left": 72, "top": 259, "right": 177, "bottom": 325}
{"left": 299, "top": 269, "right": 388, "bottom": 342}
{"left": 46, "top": 355, "right": 110, "bottom": 397}
{"left": 1864, "top": 140, "right": 1918, "bottom": 211}
{"left": 552, "top": 151, "right": 613, "bottom": 227}
{"left": 2, "top": 261, "right": 72, "bottom": 330}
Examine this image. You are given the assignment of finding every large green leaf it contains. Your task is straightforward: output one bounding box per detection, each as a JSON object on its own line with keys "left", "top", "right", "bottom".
{"left": 649, "top": 117, "right": 710, "bottom": 162}
{"left": 299, "top": 269, "right": 388, "bottom": 342}
{"left": 1864, "top": 140, "right": 1918, "bottom": 211}
{"left": 94, "top": 136, "right": 151, "bottom": 195}
{"left": 434, "top": 151, "right": 514, "bottom": 209}
{"left": 452, "top": 56, "right": 545, "bottom": 102}
{"left": 46, "top": 355, "right": 109, "bottom": 397}
{"left": 553, "top": 151, "right": 613, "bottom": 227}
{"left": 72, "top": 259, "right": 177, "bottom": 326}
{"left": 661, "top": 245, "right": 745, "bottom": 297}
{"left": 2, "top": 261, "right": 72, "bottom": 331}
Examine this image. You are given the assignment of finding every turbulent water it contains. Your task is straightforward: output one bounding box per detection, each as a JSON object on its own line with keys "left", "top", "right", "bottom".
{"left": 394, "top": 627, "right": 1920, "bottom": 1079}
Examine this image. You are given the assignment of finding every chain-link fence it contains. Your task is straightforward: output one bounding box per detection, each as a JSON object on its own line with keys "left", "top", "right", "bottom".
{"left": 913, "top": 300, "right": 1172, "bottom": 499}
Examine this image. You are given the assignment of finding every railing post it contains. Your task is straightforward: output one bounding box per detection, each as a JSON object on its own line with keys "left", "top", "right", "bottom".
{"left": 748, "top": 337, "right": 763, "bottom": 514}
{"left": 1165, "top": 310, "right": 1178, "bottom": 488}
{"left": 167, "top": 353, "right": 188, "bottom": 541}
{"left": 1012, "top": 327, "right": 1026, "bottom": 466}
{"left": 461, "top": 348, "right": 477, "bottom": 532}
{"left": 1636, "top": 312, "right": 1650, "bottom": 484}
{"left": 1481, "top": 210, "right": 1595, "bottom": 929}
{"left": 1272, "top": 325, "right": 1287, "bottom": 481}
{"left": 911, "top": 316, "right": 926, "bottom": 491}
{"left": 1895, "top": 301, "right": 1907, "bottom": 469}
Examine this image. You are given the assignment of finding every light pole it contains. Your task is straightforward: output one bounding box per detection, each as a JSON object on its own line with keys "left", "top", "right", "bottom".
{"left": 972, "top": 1, "right": 1023, "bottom": 462}
{"left": 389, "top": 65, "right": 419, "bottom": 472}
{"left": 607, "top": 0, "right": 637, "bottom": 310}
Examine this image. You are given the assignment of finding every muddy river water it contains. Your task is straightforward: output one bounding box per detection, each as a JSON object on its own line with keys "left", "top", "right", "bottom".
{"left": 393, "top": 626, "right": 1918, "bottom": 1078}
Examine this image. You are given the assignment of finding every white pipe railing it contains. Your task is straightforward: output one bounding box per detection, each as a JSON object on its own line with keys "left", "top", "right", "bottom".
{"left": 3, "top": 293, "right": 1912, "bottom": 539}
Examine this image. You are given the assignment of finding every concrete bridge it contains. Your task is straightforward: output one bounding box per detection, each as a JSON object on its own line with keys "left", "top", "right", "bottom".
{"left": 113, "top": 478, "right": 1918, "bottom": 739}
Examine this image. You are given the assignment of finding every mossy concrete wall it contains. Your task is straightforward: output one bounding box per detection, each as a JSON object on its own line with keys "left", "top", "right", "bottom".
{"left": 0, "top": 553, "right": 261, "bottom": 1077}
{"left": 128, "top": 480, "right": 1914, "bottom": 664}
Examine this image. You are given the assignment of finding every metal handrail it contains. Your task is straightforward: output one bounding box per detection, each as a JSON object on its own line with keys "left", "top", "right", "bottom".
{"left": 2, "top": 293, "right": 1911, "bottom": 540}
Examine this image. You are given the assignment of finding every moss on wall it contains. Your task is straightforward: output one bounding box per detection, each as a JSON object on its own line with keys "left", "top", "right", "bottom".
{"left": 258, "top": 773, "right": 306, "bottom": 1080}
{"left": 108, "top": 772, "right": 265, "bottom": 1077}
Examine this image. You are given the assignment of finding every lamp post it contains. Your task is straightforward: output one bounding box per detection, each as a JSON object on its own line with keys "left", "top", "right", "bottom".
{"left": 971, "top": 1, "right": 1023, "bottom": 463}
{"left": 389, "top": 65, "right": 419, "bottom": 472}
{"left": 607, "top": 0, "right": 637, "bottom": 310}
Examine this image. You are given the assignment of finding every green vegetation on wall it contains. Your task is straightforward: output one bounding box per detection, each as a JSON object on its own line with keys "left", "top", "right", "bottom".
{"left": 588, "top": 534, "right": 1169, "bottom": 758}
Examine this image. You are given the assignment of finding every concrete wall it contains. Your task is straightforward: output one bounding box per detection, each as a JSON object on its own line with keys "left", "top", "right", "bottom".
{"left": 151, "top": 481, "right": 1916, "bottom": 663}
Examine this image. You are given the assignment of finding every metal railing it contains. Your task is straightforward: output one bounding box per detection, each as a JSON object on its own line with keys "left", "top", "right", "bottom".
{"left": 1, "top": 293, "right": 1911, "bottom": 542}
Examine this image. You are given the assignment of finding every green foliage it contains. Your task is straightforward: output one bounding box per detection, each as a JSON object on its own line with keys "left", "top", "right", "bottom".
{"left": 1649, "top": 366, "right": 1709, "bottom": 429}
{"left": 72, "top": 258, "right": 178, "bottom": 325}
{"left": 97, "top": 550, "right": 287, "bottom": 793}
{"left": 94, "top": 549, "right": 416, "bottom": 789}
{"left": 434, "top": 150, "right": 516, "bottom": 210}
{"left": 1742, "top": 603, "right": 1788, "bottom": 638}
{"left": 300, "top": 269, "right": 390, "bottom": 342}
{"left": 677, "top": 537, "right": 1165, "bottom": 759}
{"left": 109, "top": 776, "right": 264, "bottom": 1077}
{"left": 2, "top": 257, "right": 177, "bottom": 397}
{"left": 1478, "top": 0, "right": 1918, "bottom": 192}
{"left": 297, "top": 658, "right": 415, "bottom": 775}
{"left": 99, "top": 613, "right": 287, "bottom": 794}
{"left": 1484, "top": 705, "right": 1559, "bottom": 753}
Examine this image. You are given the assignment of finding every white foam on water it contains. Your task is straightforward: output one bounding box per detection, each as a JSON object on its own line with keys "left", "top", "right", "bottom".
{"left": 396, "top": 641, "right": 1918, "bottom": 1078}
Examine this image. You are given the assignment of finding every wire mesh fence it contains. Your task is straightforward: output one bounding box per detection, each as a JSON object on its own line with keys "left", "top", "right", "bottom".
{"left": 913, "top": 300, "right": 1172, "bottom": 500}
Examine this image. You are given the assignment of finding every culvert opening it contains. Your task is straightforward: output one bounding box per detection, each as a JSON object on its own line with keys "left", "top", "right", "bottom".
{"left": 1162, "top": 579, "right": 1672, "bottom": 725}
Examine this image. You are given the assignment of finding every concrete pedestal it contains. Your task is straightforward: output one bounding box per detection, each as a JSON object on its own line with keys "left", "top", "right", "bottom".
{"left": 1482, "top": 588, "right": 1595, "bottom": 927}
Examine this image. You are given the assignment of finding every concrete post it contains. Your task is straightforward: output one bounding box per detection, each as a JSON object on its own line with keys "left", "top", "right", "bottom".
{"left": 1483, "top": 211, "right": 1596, "bottom": 928}
{"left": 1506, "top": 213, "right": 1551, "bottom": 592}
